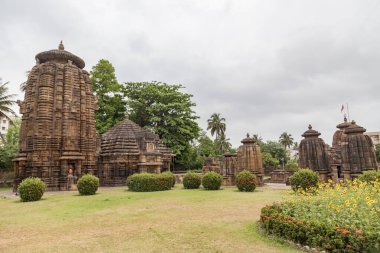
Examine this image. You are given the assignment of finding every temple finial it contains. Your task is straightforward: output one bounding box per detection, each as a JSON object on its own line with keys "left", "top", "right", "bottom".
{"left": 58, "top": 41, "right": 64, "bottom": 50}
{"left": 308, "top": 124, "right": 312, "bottom": 130}
{"left": 344, "top": 115, "right": 347, "bottom": 122}
{"left": 246, "top": 133, "right": 250, "bottom": 138}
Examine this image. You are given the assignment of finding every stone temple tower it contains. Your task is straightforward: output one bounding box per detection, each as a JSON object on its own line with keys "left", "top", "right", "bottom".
{"left": 298, "top": 125, "right": 330, "bottom": 181}
{"left": 13, "top": 42, "right": 97, "bottom": 190}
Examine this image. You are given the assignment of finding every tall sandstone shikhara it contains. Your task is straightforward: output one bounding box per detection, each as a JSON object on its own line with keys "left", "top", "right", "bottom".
{"left": 13, "top": 42, "right": 97, "bottom": 190}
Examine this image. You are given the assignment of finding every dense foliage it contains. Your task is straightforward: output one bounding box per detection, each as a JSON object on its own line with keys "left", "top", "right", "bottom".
{"left": 126, "top": 173, "right": 174, "bottom": 192}
{"left": 0, "top": 118, "right": 20, "bottom": 172}
{"left": 376, "top": 144, "right": 380, "bottom": 163}
{"left": 236, "top": 170, "right": 256, "bottom": 192}
{"left": 260, "top": 141, "right": 289, "bottom": 170}
{"left": 90, "top": 59, "right": 126, "bottom": 134}
{"left": 0, "top": 78, "right": 16, "bottom": 123}
{"left": 183, "top": 171, "right": 202, "bottom": 189}
{"left": 161, "top": 171, "right": 176, "bottom": 187}
{"left": 77, "top": 174, "right": 100, "bottom": 195}
{"left": 202, "top": 171, "right": 223, "bottom": 190}
{"left": 260, "top": 179, "right": 380, "bottom": 252}
{"left": 289, "top": 168, "right": 319, "bottom": 192}
{"left": 124, "top": 82, "right": 200, "bottom": 155}
{"left": 358, "top": 170, "right": 380, "bottom": 184}
{"left": 18, "top": 177, "right": 46, "bottom": 202}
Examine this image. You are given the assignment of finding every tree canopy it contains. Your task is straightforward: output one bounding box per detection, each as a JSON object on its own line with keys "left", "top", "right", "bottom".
{"left": 124, "top": 81, "right": 200, "bottom": 156}
{"left": 0, "top": 118, "right": 20, "bottom": 172}
{"left": 90, "top": 59, "right": 126, "bottom": 134}
{"left": 279, "top": 132, "right": 294, "bottom": 149}
{"left": 0, "top": 78, "right": 16, "bottom": 123}
{"left": 207, "top": 113, "right": 226, "bottom": 139}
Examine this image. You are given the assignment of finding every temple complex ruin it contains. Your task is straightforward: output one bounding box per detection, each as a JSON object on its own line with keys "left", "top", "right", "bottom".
{"left": 298, "top": 125, "right": 330, "bottom": 181}
{"left": 98, "top": 116, "right": 173, "bottom": 186}
{"left": 299, "top": 118, "right": 378, "bottom": 182}
{"left": 202, "top": 134, "right": 264, "bottom": 186}
{"left": 13, "top": 42, "right": 98, "bottom": 190}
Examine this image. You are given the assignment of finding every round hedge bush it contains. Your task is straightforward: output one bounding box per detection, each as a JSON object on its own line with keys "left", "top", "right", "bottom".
{"left": 18, "top": 177, "right": 46, "bottom": 202}
{"left": 289, "top": 168, "right": 319, "bottom": 192}
{"left": 161, "top": 171, "right": 176, "bottom": 187}
{"left": 127, "top": 173, "right": 174, "bottom": 192}
{"left": 359, "top": 170, "right": 380, "bottom": 184}
{"left": 183, "top": 172, "right": 202, "bottom": 189}
{"left": 77, "top": 174, "right": 99, "bottom": 195}
{"left": 202, "top": 171, "right": 223, "bottom": 190}
{"left": 236, "top": 170, "right": 256, "bottom": 192}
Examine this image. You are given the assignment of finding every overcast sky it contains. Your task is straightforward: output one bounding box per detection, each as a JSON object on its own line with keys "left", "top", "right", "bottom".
{"left": 1, "top": 0, "right": 379, "bottom": 147}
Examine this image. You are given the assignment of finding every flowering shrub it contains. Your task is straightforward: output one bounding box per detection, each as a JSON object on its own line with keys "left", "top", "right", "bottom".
{"left": 260, "top": 179, "right": 380, "bottom": 252}
{"left": 289, "top": 168, "right": 319, "bottom": 192}
{"left": 359, "top": 170, "right": 380, "bottom": 184}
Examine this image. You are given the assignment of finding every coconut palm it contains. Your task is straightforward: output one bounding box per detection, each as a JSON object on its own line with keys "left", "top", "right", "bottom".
{"left": 0, "top": 79, "right": 16, "bottom": 123}
{"left": 215, "top": 133, "right": 232, "bottom": 155}
{"left": 207, "top": 113, "right": 226, "bottom": 139}
{"left": 279, "top": 132, "right": 294, "bottom": 150}
{"left": 252, "top": 134, "right": 263, "bottom": 144}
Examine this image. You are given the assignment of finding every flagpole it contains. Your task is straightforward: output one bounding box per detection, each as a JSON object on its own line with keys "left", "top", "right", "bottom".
{"left": 346, "top": 103, "right": 350, "bottom": 121}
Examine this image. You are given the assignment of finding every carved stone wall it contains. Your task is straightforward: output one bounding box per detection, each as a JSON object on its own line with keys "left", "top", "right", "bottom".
{"left": 13, "top": 42, "right": 97, "bottom": 190}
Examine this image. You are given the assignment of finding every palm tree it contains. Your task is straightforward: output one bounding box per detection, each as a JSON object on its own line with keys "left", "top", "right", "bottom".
{"left": 0, "top": 79, "right": 16, "bottom": 123}
{"left": 207, "top": 113, "right": 226, "bottom": 139}
{"left": 215, "top": 133, "right": 232, "bottom": 155}
{"left": 279, "top": 132, "right": 294, "bottom": 150}
{"left": 252, "top": 134, "right": 263, "bottom": 144}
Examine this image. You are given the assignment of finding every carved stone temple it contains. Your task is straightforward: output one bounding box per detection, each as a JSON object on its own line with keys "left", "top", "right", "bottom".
{"left": 98, "top": 116, "right": 173, "bottom": 186}
{"left": 203, "top": 134, "right": 264, "bottom": 186}
{"left": 13, "top": 43, "right": 174, "bottom": 191}
{"left": 13, "top": 42, "right": 98, "bottom": 190}
{"left": 299, "top": 118, "right": 378, "bottom": 182}
{"left": 298, "top": 125, "right": 330, "bottom": 181}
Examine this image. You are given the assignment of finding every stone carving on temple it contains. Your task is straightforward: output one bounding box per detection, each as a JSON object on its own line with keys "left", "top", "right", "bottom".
{"left": 13, "top": 42, "right": 97, "bottom": 190}
{"left": 298, "top": 125, "right": 330, "bottom": 181}
{"left": 98, "top": 115, "right": 173, "bottom": 186}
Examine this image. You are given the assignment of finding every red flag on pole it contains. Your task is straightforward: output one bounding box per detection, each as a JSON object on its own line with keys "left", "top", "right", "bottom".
{"left": 340, "top": 105, "right": 344, "bottom": 113}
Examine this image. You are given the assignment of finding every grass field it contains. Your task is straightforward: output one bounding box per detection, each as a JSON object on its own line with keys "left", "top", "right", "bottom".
{"left": 0, "top": 185, "right": 302, "bottom": 253}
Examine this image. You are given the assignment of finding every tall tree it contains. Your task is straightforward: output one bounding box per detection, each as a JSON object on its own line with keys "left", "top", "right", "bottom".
{"left": 260, "top": 141, "right": 289, "bottom": 164}
{"left": 375, "top": 144, "right": 380, "bottom": 163}
{"left": 90, "top": 59, "right": 126, "bottom": 134}
{"left": 214, "top": 133, "right": 232, "bottom": 155}
{"left": 207, "top": 113, "right": 226, "bottom": 139}
{"left": 252, "top": 133, "right": 263, "bottom": 145}
{"left": 279, "top": 132, "right": 294, "bottom": 149}
{"left": 124, "top": 81, "right": 200, "bottom": 156}
{"left": 0, "top": 78, "right": 16, "bottom": 123}
{"left": 0, "top": 118, "right": 20, "bottom": 171}
{"left": 197, "top": 135, "right": 217, "bottom": 157}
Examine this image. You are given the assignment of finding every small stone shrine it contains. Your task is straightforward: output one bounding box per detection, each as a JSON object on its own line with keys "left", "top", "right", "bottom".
{"left": 98, "top": 116, "right": 173, "bottom": 186}
{"left": 13, "top": 42, "right": 97, "bottom": 190}
{"left": 298, "top": 125, "right": 330, "bottom": 181}
{"left": 236, "top": 134, "right": 264, "bottom": 185}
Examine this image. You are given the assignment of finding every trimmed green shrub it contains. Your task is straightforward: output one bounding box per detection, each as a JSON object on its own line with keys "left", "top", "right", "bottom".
{"left": 77, "top": 174, "right": 99, "bottom": 195}
{"left": 202, "top": 171, "right": 223, "bottom": 190}
{"left": 18, "top": 177, "right": 46, "bottom": 202}
{"left": 161, "top": 171, "right": 176, "bottom": 187}
{"left": 289, "top": 168, "right": 319, "bottom": 192}
{"left": 183, "top": 172, "right": 202, "bottom": 189}
{"left": 236, "top": 170, "right": 256, "bottom": 192}
{"left": 127, "top": 173, "right": 174, "bottom": 192}
{"left": 359, "top": 170, "right": 380, "bottom": 184}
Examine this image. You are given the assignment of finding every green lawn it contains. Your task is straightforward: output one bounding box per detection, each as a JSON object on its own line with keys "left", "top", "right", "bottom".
{"left": 0, "top": 185, "right": 301, "bottom": 253}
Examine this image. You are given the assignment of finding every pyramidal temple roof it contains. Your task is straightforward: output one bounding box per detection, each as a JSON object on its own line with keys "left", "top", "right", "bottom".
{"left": 100, "top": 116, "right": 172, "bottom": 156}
